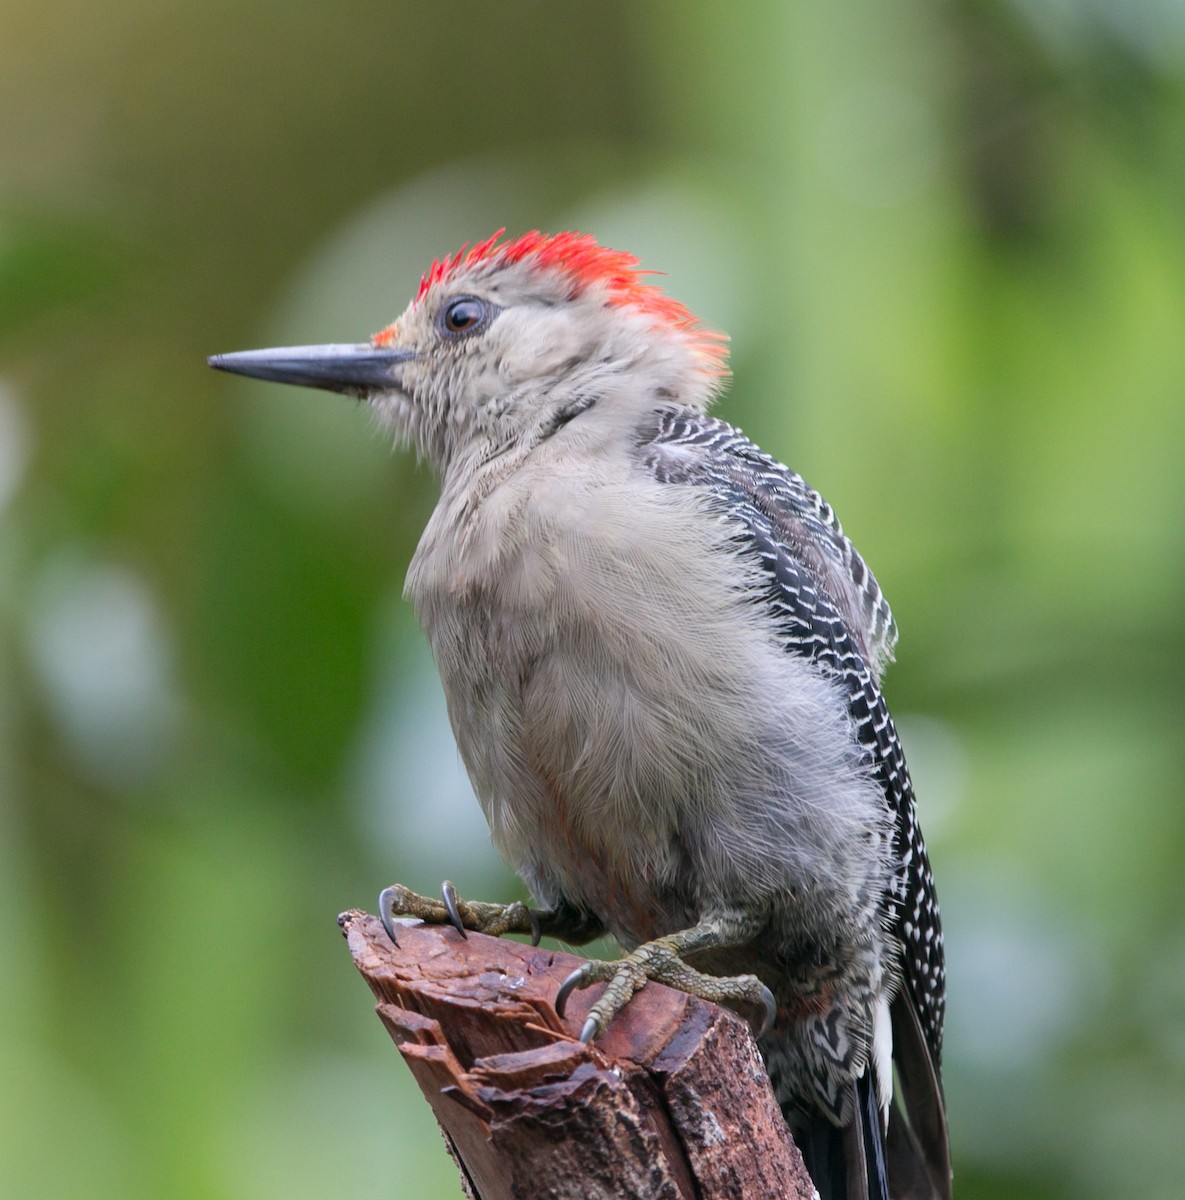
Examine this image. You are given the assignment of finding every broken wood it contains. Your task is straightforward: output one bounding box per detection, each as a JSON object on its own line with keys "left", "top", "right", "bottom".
{"left": 338, "top": 908, "right": 815, "bottom": 1199}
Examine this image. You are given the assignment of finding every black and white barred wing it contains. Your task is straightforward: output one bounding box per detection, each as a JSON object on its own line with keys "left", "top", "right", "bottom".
{"left": 639, "top": 407, "right": 946, "bottom": 1069}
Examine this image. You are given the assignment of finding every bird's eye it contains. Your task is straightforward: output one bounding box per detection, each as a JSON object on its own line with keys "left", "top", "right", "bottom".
{"left": 441, "top": 297, "right": 487, "bottom": 336}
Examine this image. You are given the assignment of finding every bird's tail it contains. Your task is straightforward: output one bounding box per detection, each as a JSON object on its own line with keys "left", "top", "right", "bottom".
{"left": 798, "top": 1073, "right": 889, "bottom": 1200}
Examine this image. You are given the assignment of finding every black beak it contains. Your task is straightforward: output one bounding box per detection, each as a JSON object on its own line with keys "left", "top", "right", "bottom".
{"left": 207, "top": 344, "right": 416, "bottom": 396}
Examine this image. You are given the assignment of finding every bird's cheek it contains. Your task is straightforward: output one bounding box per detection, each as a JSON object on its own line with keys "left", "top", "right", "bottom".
{"left": 461, "top": 357, "right": 513, "bottom": 407}
{"left": 500, "top": 312, "right": 595, "bottom": 380}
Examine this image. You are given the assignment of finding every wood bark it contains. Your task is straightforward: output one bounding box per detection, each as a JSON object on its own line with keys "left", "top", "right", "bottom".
{"left": 339, "top": 908, "right": 815, "bottom": 1199}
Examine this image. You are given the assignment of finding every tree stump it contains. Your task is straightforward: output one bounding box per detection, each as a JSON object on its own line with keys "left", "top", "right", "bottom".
{"left": 339, "top": 908, "right": 815, "bottom": 1199}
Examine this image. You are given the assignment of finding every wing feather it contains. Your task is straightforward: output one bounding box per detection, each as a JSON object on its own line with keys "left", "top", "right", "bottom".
{"left": 639, "top": 408, "right": 946, "bottom": 1069}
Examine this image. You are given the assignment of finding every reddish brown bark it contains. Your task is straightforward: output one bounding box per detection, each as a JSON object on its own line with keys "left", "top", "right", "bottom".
{"left": 339, "top": 909, "right": 814, "bottom": 1199}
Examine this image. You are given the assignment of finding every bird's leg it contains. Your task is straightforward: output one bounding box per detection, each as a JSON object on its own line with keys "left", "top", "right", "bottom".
{"left": 378, "top": 882, "right": 606, "bottom": 947}
{"left": 555, "top": 909, "right": 777, "bottom": 1043}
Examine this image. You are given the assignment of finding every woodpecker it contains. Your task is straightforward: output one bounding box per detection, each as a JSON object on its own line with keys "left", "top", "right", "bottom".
{"left": 210, "top": 230, "right": 951, "bottom": 1200}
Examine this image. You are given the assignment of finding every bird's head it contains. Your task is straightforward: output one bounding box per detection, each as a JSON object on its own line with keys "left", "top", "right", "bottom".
{"left": 210, "top": 231, "right": 728, "bottom": 472}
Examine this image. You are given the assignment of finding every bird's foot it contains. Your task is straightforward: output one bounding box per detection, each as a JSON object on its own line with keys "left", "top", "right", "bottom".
{"left": 379, "top": 881, "right": 541, "bottom": 945}
{"left": 554, "top": 929, "right": 776, "bottom": 1043}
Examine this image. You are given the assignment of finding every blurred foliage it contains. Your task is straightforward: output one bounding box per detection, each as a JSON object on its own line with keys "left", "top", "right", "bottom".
{"left": 1, "top": 2, "right": 1183, "bottom": 1198}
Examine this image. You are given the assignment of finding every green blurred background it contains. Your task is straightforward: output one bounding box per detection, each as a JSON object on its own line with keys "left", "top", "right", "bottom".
{"left": 2, "top": 3, "right": 1183, "bottom": 1198}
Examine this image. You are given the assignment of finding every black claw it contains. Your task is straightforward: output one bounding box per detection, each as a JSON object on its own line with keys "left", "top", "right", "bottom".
{"left": 579, "top": 1016, "right": 599, "bottom": 1044}
{"left": 378, "top": 887, "right": 400, "bottom": 945}
{"left": 554, "top": 963, "right": 591, "bottom": 1018}
{"left": 755, "top": 983, "right": 777, "bottom": 1038}
{"left": 528, "top": 909, "right": 542, "bottom": 947}
{"left": 441, "top": 880, "right": 467, "bottom": 939}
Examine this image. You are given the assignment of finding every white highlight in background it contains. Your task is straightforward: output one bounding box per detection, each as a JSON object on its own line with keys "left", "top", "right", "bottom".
{"left": 0, "top": 381, "right": 29, "bottom": 516}
{"left": 24, "top": 555, "right": 181, "bottom": 790}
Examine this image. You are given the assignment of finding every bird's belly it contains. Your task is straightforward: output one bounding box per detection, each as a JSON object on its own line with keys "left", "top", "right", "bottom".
{"left": 432, "top": 594, "right": 885, "bottom": 957}
{"left": 444, "top": 617, "right": 712, "bottom": 945}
